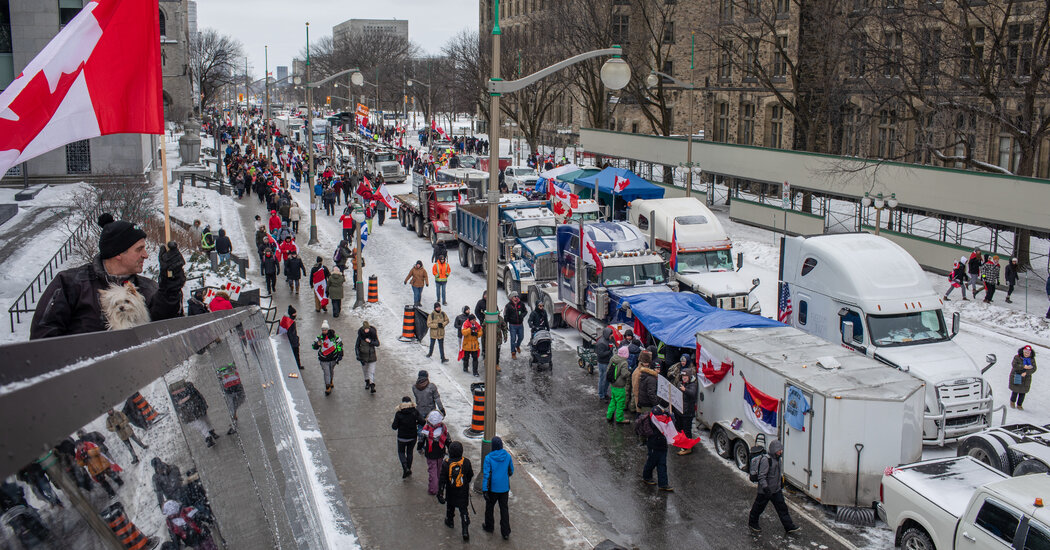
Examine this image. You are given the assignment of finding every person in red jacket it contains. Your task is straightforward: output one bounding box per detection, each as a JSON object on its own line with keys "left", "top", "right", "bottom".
{"left": 338, "top": 208, "right": 356, "bottom": 243}
{"left": 278, "top": 236, "right": 298, "bottom": 261}
{"left": 208, "top": 292, "right": 233, "bottom": 312}
{"left": 268, "top": 210, "right": 282, "bottom": 232}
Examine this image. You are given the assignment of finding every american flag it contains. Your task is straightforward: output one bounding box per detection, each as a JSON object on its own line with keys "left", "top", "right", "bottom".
{"left": 778, "top": 282, "right": 792, "bottom": 323}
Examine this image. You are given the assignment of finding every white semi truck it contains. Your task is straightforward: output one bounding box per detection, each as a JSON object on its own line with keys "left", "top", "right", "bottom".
{"left": 778, "top": 233, "right": 998, "bottom": 445}
{"left": 629, "top": 197, "right": 760, "bottom": 313}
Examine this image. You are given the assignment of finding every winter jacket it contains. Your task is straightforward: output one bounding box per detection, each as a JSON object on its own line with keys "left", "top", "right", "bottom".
{"left": 255, "top": 229, "right": 268, "bottom": 252}
{"left": 595, "top": 329, "right": 616, "bottom": 364}
{"left": 482, "top": 450, "right": 514, "bottom": 493}
{"left": 30, "top": 255, "right": 182, "bottom": 340}
{"left": 980, "top": 261, "right": 1001, "bottom": 285}
{"left": 439, "top": 456, "right": 474, "bottom": 504}
{"left": 627, "top": 339, "right": 642, "bottom": 370}
{"left": 665, "top": 361, "right": 686, "bottom": 388}
{"left": 454, "top": 313, "right": 469, "bottom": 333}
{"left": 289, "top": 204, "right": 302, "bottom": 222}
{"left": 428, "top": 310, "right": 450, "bottom": 340}
{"left": 75, "top": 442, "right": 113, "bottom": 477}
{"left": 214, "top": 231, "right": 232, "bottom": 254}
{"left": 461, "top": 322, "right": 482, "bottom": 352}
{"left": 645, "top": 417, "right": 668, "bottom": 451}
{"left": 1005, "top": 263, "right": 1019, "bottom": 284}
{"left": 421, "top": 422, "right": 450, "bottom": 460}
{"left": 391, "top": 403, "right": 425, "bottom": 441}
{"left": 170, "top": 381, "right": 208, "bottom": 424}
{"left": 967, "top": 253, "right": 982, "bottom": 275}
{"left": 310, "top": 263, "right": 330, "bottom": 286}
{"left": 313, "top": 334, "right": 343, "bottom": 362}
{"left": 528, "top": 308, "right": 549, "bottom": 332}
{"left": 504, "top": 300, "right": 528, "bottom": 325}
{"left": 1010, "top": 351, "right": 1037, "bottom": 393}
{"left": 284, "top": 318, "right": 300, "bottom": 347}
{"left": 610, "top": 355, "right": 630, "bottom": 388}
{"left": 152, "top": 459, "right": 184, "bottom": 506}
{"left": 432, "top": 261, "right": 451, "bottom": 282}
{"left": 636, "top": 367, "right": 660, "bottom": 408}
{"left": 262, "top": 254, "right": 280, "bottom": 275}
{"left": 404, "top": 265, "right": 429, "bottom": 287}
{"left": 356, "top": 326, "right": 380, "bottom": 363}
{"left": 209, "top": 295, "right": 233, "bottom": 312}
{"left": 328, "top": 272, "right": 345, "bottom": 300}
{"left": 105, "top": 411, "right": 135, "bottom": 441}
{"left": 283, "top": 257, "right": 306, "bottom": 280}
{"left": 187, "top": 297, "right": 209, "bottom": 316}
{"left": 681, "top": 378, "right": 699, "bottom": 415}
{"left": 413, "top": 380, "right": 444, "bottom": 416}
{"left": 758, "top": 441, "right": 785, "bottom": 494}
{"left": 950, "top": 263, "right": 967, "bottom": 284}
{"left": 334, "top": 244, "right": 353, "bottom": 268}
{"left": 475, "top": 298, "right": 487, "bottom": 318}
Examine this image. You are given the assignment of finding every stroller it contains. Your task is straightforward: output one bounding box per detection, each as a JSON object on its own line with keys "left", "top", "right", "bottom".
{"left": 529, "top": 330, "right": 553, "bottom": 369}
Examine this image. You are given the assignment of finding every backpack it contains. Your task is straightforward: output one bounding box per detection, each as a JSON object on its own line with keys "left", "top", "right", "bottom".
{"left": 448, "top": 458, "right": 465, "bottom": 488}
{"left": 606, "top": 362, "right": 618, "bottom": 384}
{"left": 633, "top": 412, "right": 654, "bottom": 438}
{"left": 748, "top": 444, "right": 768, "bottom": 483}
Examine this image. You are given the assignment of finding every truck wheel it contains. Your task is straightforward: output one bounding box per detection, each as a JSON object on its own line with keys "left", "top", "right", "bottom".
{"left": 712, "top": 426, "right": 732, "bottom": 459}
{"left": 429, "top": 228, "right": 438, "bottom": 246}
{"left": 470, "top": 249, "right": 483, "bottom": 274}
{"left": 399, "top": 212, "right": 407, "bottom": 227}
{"left": 503, "top": 267, "right": 520, "bottom": 295}
{"left": 732, "top": 439, "right": 750, "bottom": 471}
{"left": 957, "top": 434, "right": 1012, "bottom": 474}
{"left": 528, "top": 287, "right": 540, "bottom": 310}
{"left": 901, "top": 527, "right": 934, "bottom": 550}
{"left": 415, "top": 216, "right": 425, "bottom": 238}
{"left": 542, "top": 294, "right": 558, "bottom": 328}
{"left": 458, "top": 242, "right": 470, "bottom": 268}
{"left": 1013, "top": 458, "right": 1050, "bottom": 476}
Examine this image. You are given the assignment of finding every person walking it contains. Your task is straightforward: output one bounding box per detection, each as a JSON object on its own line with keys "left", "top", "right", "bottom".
{"left": 105, "top": 408, "right": 148, "bottom": 464}
{"left": 420, "top": 410, "right": 450, "bottom": 495}
{"left": 1009, "top": 345, "right": 1037, "bottom": 410}
{"left": 675, "top": 369, "right": 699, "bottom": 455}
{"left": 482, "top": 436, "right": 514, "bottom": 541}
{"left": 503, "top": 293, "right": 528, "bottom": 359}
{"left": 748, "top": 440, "right": 800, "bottom": 535}
{"left": 635, "top": 359, "right": 660, "bottom": 416}
{"left": 606, "top": 347, "right": 631, "bottom": 423}
{"left": 262, "top": 249, "right": 280, "bottom": 294}
{"left": 432, "top": 257, "right": 451, "bottom": 306}
{"left": 438, "top": 441, "right": 474, "bottom": 542}
{"left": 528, "top": 302, "right": 549, "bottom": 334}
{"left": 328, "top": 268, "right": 345, "bottom": 318}
{"left": 426, "top": 303, "right": 450, "bottom": 362}
{"left": 981, "top": 254, "right": 1002, "bottom": 303}
{"left": 279, "top": 306, "right": 302, "bottom": 369}
{"left": 639, "top": 405, "right": 673, "bottom": 492}
{"left": 1005, "top": 257, "right": 1019, "bottom": 303}
{"left": 310, "top": 257, "right": 330, "bottom": 313}
{"left": 461, "top": 314, "right": 482, "bottom": 376}
{"left": 392, "top": 396, "right": 425, "bottom": 479}
{"left": 595, "top": 327, "right": 616, "bottom": 397}
{"left": 967, "top": 248, "right": 984, "bottom": 298}
{"left": 312, "top": 327, "right": 343, "bottom": 396}
{"left": 339, "top": 207, "right": 356, "bottom": 243}
{"left": 75, "top": 440, "right": 123, "bottom": 497}
{"left": 413, "top": 370, "right": 445, "bottom": 417}
{"left": 214, "top": 229, "right": 232, "bottom": 264}
{"left": 289, "top": 201, "right": 302, "bottom": 233}
{"left": 944, "top": 257, "right": 969, "bottom": 301}
{"left": 283, "top": 250, "right": 306, "bottom": 295}
{"left": 356, "top": 321, "right": 380, "bottom": 393}
{"left": 200, "top": 225, "right": 215, "bottom": 254}
{"left": 403, "top": 261, "right": 429, "bottom": 307}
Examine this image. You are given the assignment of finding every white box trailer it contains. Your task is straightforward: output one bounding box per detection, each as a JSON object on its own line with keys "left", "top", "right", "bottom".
{"left": 696, "top": 326, "right": 924, "bottom": 508}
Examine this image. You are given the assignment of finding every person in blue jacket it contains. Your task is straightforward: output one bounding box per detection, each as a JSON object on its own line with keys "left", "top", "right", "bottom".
{"left": 482, "top": 435, "right": 514, "bottom": 540}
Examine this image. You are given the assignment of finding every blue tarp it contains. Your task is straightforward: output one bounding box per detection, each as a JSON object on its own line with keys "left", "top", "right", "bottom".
{"left": 622, "top": 292, "right": 784, "bottom": 348}
{"left": 575, "top": 167, "right": 665, "bottom": 202}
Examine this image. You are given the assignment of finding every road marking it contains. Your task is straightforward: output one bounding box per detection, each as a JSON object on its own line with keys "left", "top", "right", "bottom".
{"left": 784, "top": 499, "right": 860, "bottom": 550}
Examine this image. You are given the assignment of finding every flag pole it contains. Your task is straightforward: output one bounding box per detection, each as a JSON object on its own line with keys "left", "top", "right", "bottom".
{"left": 160, "top": 133, "right": 171, "bottom": 242}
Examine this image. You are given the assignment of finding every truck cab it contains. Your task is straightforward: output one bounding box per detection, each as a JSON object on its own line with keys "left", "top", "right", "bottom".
{"left": 779, "top": 234, "right": 995, "bottom": 445}
{"left": 365, "top": 148, "right": 406, "bottom": 183}
{"left": 630, "top": 198, "right": 760, "bottom": 314}
{"left": 436, "top": 167, "right": 489, "bottom": 200}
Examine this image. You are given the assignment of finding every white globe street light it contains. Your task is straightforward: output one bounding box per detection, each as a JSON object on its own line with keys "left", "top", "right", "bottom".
{"left": 645, "top": 72, "right": 660, "bottom": 89}
{"left": 600, "top": 56, "right": 632, "bottom": 90}
{"left": 351, "top": 71, "right": 364, "bottom": 87}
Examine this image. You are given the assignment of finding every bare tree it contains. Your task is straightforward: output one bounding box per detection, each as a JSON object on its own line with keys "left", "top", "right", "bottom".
{"left": 548, "top": 0, "right": 618, "bottom": 130}
{"left": 621, "top": 0, "right": 679, "bottom": 138}
{"left": 442, "top": 30, "right": 488, "bottom": 126}
{"left": 190, "top": 28, "right": 243, "bottom": 113}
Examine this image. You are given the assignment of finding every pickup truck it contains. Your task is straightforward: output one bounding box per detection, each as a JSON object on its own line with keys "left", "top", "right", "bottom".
{"left": 395, "top": 180, "right": 470, "bottom": 244}
{"left": 879, "top": 456, "right": 1050, "bottom": 550}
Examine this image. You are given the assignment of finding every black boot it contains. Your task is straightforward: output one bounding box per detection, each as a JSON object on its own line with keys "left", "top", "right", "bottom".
{"left": 209, "top": 429, "right": 220, "bottom": 440}
{"left": 462, "top": 515, "right": 470, "bottom": 541}
{"left": 205, "top": 435, "right": 215, "bottom": 447}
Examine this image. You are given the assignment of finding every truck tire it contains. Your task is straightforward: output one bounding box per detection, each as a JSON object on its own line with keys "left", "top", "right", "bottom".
{"left": 732, "top": 439, "right": 750, "bottom": 471}
{"left": 458, "top": 242, "right": 470, "bottom": 268}
{"left": 542, "top": 294, "right": 560, "bottom": 328}
{"left": 528, "top": 287, "right": 540, "bottom": 311}
{"left": 400, "top": 212, "right": 407, "bottom": 227}
{"left": 470, "top": 248, "right": 483, "bottom": 274}
{"left": 1013, "top": 458, "right": 1050, "bottom": 476}
{"left": 415, "top": 216, "right": 425, "bottom": 238}
{"left": 430, "top": 229, "right": 438, "bottom": 246}
{"left": 712, "top": 426, "right": 732, "bottom": 459}
{"left": 901, "top": 526, "right": 935, "bottom": 550}
{"left": 957, "top": 433, "right": 1012, "bottom": 474}
{"left": 503, "top": 267, "right": 520, "bottom": 295}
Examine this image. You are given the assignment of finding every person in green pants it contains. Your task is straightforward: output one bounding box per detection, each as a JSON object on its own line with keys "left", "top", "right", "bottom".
{"left": 607, "top": 346, "right": 631, "bottom": 423}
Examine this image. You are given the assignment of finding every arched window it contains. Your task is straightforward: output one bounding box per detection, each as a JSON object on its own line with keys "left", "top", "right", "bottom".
{"left": 158, "top": 9, "right": 166, "bottom": 37}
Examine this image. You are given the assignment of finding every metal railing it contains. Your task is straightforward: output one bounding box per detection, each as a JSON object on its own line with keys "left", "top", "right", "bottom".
{"left": 7, "top": 207, "right": 100, "bottom": 332}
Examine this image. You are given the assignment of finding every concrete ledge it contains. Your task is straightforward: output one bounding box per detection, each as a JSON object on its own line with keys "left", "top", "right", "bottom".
{"left": 14, "top": 184, "right": 46, "bottom": 201}
{"left": 0, "top": 203, "right": 16, "bottom": 226}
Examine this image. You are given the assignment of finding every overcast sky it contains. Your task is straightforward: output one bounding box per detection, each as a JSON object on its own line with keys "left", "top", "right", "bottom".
{"left": 197, "top": 0, "right": 478, "bottom": 77}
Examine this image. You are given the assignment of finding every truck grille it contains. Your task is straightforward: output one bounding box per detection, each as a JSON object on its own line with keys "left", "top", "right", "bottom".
{"left": 382, "top": 166, "right": 399, "bottom": 177}
{"left": 938, "top": 379, "right": 985, "bottom": 416}
{"left": 716, "top": 295, "right": 748, "bottom": 311}
{"left": 534, "top": 255, "right": 557, "bottom": 282}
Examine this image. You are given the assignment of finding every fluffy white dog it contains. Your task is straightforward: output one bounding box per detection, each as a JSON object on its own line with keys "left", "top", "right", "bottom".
{"left": 98, "top": 282, "right": 150, "bottom": 330}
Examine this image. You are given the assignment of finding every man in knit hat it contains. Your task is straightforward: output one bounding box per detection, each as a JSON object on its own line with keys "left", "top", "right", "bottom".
{"left": 31, "top": 213, "right": 186, "bottom": 339}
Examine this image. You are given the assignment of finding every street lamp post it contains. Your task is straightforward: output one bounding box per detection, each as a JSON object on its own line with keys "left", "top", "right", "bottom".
{"left": 351, "top": 205, "right": 367, "bottom": 308}
{"left": 860, "top": 192, "right": 898, "bottom": 235}
{"left": 406, "top": 78, "right": 431, "bottom": 132}
{"left": 478, "top": 0, "right": 631, "bottom": 479}
{"left": 645, "top": 71, "right": 697, "bottom": 198}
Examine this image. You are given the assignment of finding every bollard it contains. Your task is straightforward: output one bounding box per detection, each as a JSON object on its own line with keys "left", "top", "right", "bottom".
{"left": 130, "top": 392, "right": 159, "bottom": 426}
{"left": 463, "top": 382, "right": 485, "bottom": 439}
{"left": 101, "top": 502, "right": 152, "bottom": 550}
{"left": 367, "top": 275, "right": 379, "bottom": 303}
{"left": 398, "top": 306, "right": 415, "bottom": 342}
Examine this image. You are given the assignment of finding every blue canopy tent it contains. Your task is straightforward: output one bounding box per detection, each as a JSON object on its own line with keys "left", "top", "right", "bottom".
{"left": 621, "top": 292, "right": 783, "bottom": 349}
{"left": 575, "top": 167, "right": 664, "bottom": 219}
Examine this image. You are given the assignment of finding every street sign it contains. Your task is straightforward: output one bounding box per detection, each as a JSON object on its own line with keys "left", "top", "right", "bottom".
{"left": 383, "top": 113, "right": 397, "bottom": 120}
{"left": 782, "top": 181, "right": 790, "bottom": 209}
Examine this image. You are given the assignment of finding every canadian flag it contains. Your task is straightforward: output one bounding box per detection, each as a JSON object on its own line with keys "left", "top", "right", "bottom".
{"left": 376, "top": 183, "right": 399, "bottom": 210}
{"left": 613, "top": 175, "right": 630, "bottom": 193}
{"left": 580, "top": 225, "right": 603, "bottom": 275}
{"left": 312, "top": 269, "right": 329, "bottom": 309}
{"left": 697, "top": 342, "right": 734, "bottom": 387}
{"left": 222, "top": 282, "right": 243, "bottom": 301}
{"left": 0, "top": 0, "right": 163, "bottom": 178}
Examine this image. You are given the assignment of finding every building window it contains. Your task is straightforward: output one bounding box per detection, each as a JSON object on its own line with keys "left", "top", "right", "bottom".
{"left": 841, "top": 105, "right": 862, "bottom": 155}
{"left": 920, "top": 29, "right": 941, "bottom": 84}
{"left": 59, "top": 0, "right": 82, "bottom": 27}
{"left": 663, "top": 21, "right": 674, "bottom": 44}
{"left": 720, "top": 0, "right": 734, "bottom": 21}
{"left": 847, "top": 34, "right": 866, "bottom": 77}
{"left": 1005, "top": 23, "right": 1034, "bottom": 77}
{"left": 159, "top": 9, "right": 166, "bottom": 37}
{"left": 776, "top": 0, "right": 789, "bottom": 16}
{"left": 740, "top": 103, "right": 755, "bottom": 145}
{"left": 998, "top": 135, "right": 1021, "bottom": 172}
{"left": 773, "top": 35, "right": 788, "bottom": 77}
{"left": 960, "top": 27, "right": 984, "bottom": 78}
{"left": 768, "top": 104, "right": 784, "bottom": 148}
{"left": 914, "top": 113, "right": 935, "bottom": 164}
{"left": 876, "top": 109, "right": 896, "bottom": 159}
{"left": 662, "top": 59, "right": 673, "bottom": 78}
{"left": 66, "top": 140, "right": 91, "bottom": 174}
{"left": 718, "top": 41, "right": 732, "bottom": 80}
{"left": 746, "top": 0, "right": 760, "bottom": 17}
{"left": 612, "top": 14, "right": 630, "bottom": 44}
{"left": 745, "top": 38, "right": 759, "bottom": 79}
{"left": 715, "top": 102, "right": 729, "bottom": 142}
{"left": 954, "top": 110, "right": 976, "bottom": 168}
{"left": 883, "top": 31, "right": 902, "bottom": 77}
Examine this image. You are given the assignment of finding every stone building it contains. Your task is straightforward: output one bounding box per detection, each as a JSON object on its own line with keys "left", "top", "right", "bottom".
{"left": 159, "top": 0, "right": 193, "bottom": 122}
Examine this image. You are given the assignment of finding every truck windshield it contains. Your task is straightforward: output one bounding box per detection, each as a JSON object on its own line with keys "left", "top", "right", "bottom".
{"left": 677, "top": 250, "right": 733, "bottom": 273}
{"left": 867, "top": 311, "right": 949, "bottom": 346}
{"left": 601, "top": 266, "right": 634, "bottom": 287}
{"left": 375, "top": 153, "right": 395, "bottom": 162}
{"left": 569, "top": 211, "right": 599, "bottom": 223}
{"left": 636, "top": 262, "right": 666, "bottom": 284}
{"left": 434, "top": 189, "right": 464, "bottom": 202}
{"left": 515, "top": 225, "right": 555, "bottom": 238}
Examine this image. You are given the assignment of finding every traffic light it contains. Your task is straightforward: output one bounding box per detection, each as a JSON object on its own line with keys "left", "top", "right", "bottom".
{"left": 326, "top": 96, "right": 331, "bottom": 105}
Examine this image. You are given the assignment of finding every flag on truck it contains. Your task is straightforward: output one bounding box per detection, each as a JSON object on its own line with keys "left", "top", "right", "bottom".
{"left": 696, "top": 342, "right": 733, "bottom": 387}
{"left": 742, "top": 376, "right": 779, "bottom": 435}
{"left": 580, "top": 225, "right": 603, "bottom": 275}
{"left": 669, "top": 222, "right": 679, "bottom": 272}
{"left": 0, "top": 0, "right": 164, "bottom": 178}
{"left": 777, "top": 282, "right": 793, "bottom": 323}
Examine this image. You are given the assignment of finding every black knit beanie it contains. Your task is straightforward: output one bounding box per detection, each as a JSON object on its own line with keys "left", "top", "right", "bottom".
{"left": 98, "top": 215, "right": 147, "bottom": 259}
